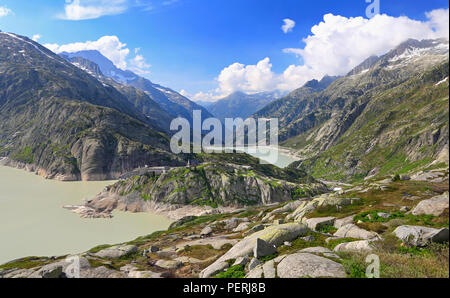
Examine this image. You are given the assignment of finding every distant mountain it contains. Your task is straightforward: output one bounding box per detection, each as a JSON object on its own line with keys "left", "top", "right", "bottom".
{"left": 60, "top": 54, "right": 174, "bottom": 132}
{"left": 206, "top": 91, "right": 283, "bottom": 122}
{"left": 60, "top": 50, "right": 213, "bottom": 122}
{"left": 255, "top": 38, "right": 449, "bottom": 182}
{"left": 0, "top": 32, "right": 183, "bottom": 181}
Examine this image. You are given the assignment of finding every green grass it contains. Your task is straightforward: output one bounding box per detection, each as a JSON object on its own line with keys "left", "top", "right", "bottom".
{"left": 214, "top": 265, "right": 246, "bottom": 278}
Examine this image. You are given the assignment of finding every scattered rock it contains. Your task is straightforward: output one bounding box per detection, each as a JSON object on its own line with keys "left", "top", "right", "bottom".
{"left": 262, "top": 260, "right": 276, "bottom": 278}
{"left": 412, "top": 192, "right": 449, "bottom": 216}
{"left": 284, "top": 241, "right": 292, "bottom": 247}
{"left": 377, "top": 212, "right": 391, "bottom": 219}
{"left": 305, "top": 217, "right": 336, "bottom": 231}
{"left": 200, "top": 223, "right": 308, "bottom": 277}
{"left": 29, "top": 264, "right": 63, "bottom": 278}
{"left": 246, "top": 264, "right": 264, "bottom": 278}
{"left": 273, "top": 219, "right": 284, "bottom": 225}
{"left": 233, "top": 256, "right": 250, "bottom": 266}
{"left": 334, "top": 224, "right": 379, "bottom": 240}
{"left": 233, "top": 222, "right": 250, "bottom": 232}
{"left": 393, "top": 225, "right": 449, "bottom": 247}
{"left": 243, "top": 224, "right": 268, "bottom": 237}
{"left": 300, "top": 247, "right": 340, "bottom": 259}
{"left": 277, "top": 253, "right": 346, "bottom": 278}
{"left": 334, "top": 215, "right": 355, "bottom": 229}
{"left": 248, "top": 258, "right": 261, "bottom": 271}
{"left": 334, "top": 240, "right": 374, "bottom": 252}
{"left": 200, "top": 262, "right": 230, "bottom": 278}
{"left": 155, "top": 259, "right": 182, "bottom": 269}
{"left": 128, "top": 271, "right": 162, "bottom": 278}
{"left": 94, "top": 245, "right": 138, "bottom": 259}
{"left": 400, "top": 206, "right": 409, "bottom": 212}
{"left": 254, "top": 238, "right": 277, "bottom": 258}
{"left": 149, "top": 245, "right": 160, "bottom": 253}
{"left": 300, "top": 235, "right": 316, "bottom": 242}
{"left": 200, "top": 226, "right": 213, "bottom": 237}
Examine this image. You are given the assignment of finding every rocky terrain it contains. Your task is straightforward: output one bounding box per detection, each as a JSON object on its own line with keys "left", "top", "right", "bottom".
{"left": 65, "top": 153, "right": 327, "bottom": 219}
{"left": 60, "top": 50, "right": 214, "bottom": 124}
{"left": 206, "top": 91, "right": 281, "bottom": 123}
{"left": 255, "top": 39, "right": 449, "bottom": 182}
{"left": 2, "top": 167, "right": 447, "bottom": 279}
{"left": 0, "top": 32, "right": 184, "bottom": 181}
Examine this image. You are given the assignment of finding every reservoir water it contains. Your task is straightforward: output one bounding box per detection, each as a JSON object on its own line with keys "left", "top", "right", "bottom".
{"left": 0, "top": 148, "right": 298, "bottom": 264}
{"left": 0, "top": 166, "right": 172, "bottom": 264}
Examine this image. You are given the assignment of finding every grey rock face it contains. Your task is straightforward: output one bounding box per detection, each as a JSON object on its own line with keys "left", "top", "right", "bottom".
{"left": 334, "top": 215, "right": 355, "bottom": 228}
{"left": 200, "top": 223, "right": 308, "bottom": 278}
{"left": 94, "top": 245, "right": 138, "bottom": 259}
{"left": 412, "top": 192, "right": 449, "bottom": 216}
{"left": 155, "top": 259, "right": 182, "bottom": 269}
{"left": 200, "top": 226, "right": 213, "bottom": 237}
{"left": 277, "top": 253, "right": 346, "bottom": 278}
{"left": 334, "top": 224, "right": 379, "bottom": 240}
{"left": 393, "top": 225, "right": 449, "bottom": 247}
{"left": 247, "top": 258, "right": 261, "bottom": 271}
{"left": 253, "top": 238, "right": 277, "bottom": 258}
{"left": 333, "top": 240, "right": 374, "bottom": 252}
{"left": 306, "top": 217, "right": 336, "bottom": 231}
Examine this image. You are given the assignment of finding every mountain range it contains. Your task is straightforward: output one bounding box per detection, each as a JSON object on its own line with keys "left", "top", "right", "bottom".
{"left": 205, "top": 91, "right": 284, "bottom": 123}
{"left": 0, "top": 32, "right": 185, "bottom": 181}
{"left": 254, "top": 38, "right": 449, "bottom": 182}
{"left": 60, "top": 50, "right": 213, "bottom": 123}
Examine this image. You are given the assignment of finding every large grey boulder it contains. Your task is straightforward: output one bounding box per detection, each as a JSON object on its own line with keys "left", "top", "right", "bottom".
{"left": 199, "top": 262, "right": 230, "bottom": 279}
{"left": 300, "top": 247, "right": 340, "bottom": 259}
{"left": 200, "top": 226, "right": 213, "bottom": 237}
{"left": 27, "top": 263, "right": 63, "bottom": 278}
{"left": 200, "top": 223, "right": 308, "bottom": 278}
{"left": 247, "top": 258, "right": 261, "bottom": 271}
{"left": 334, "top": 240, "right": 374, "bottom": 252}
{"left": 233, "top": 222, "right": 250, "bottom": 232}
{"left": 94, "top": 245, "right": 138, "bottom": 259}
{"left": 277, "top": 253, "right": 346, "bottom": 278}
{"left": 253, "top": 239, "right": 277, "bottom": 258}
{"left": 412, "top": 193, "right": 449, "bottom": 216}
{"left": 155, "top": 259, "right": 182, "bottom": 269}
{"left": 334, "top": 215, "right": 355, "bottom": 229}
{"left": 306, "top": 217, "right": 336, "bottom": 231}
{"left": 246, "top": 264, "right": 264, "bottom": 278}
{"left": 334, "top": 224, "right": 379, "bottom": 240}
{"left": 393, "top": 225, "right": 449, "bottom": 247}
{"left": 288, "top": 196, "right": 360, "bottom": 222}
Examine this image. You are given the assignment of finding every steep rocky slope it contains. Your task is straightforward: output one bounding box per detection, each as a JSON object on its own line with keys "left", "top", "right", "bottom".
{"left": 61, "top": 50, "right": 214, "bottom": 123}
{"left": 206, "top": 91, "right": 280, "bottom": 122}
{"left": 70, "top": 153, "right": 327, "bottom": 218}
{"left": 60, "top": 54, "right": 174, "bottom": 132}
{"left": 0, "top": 32, "right": 184, "bottom": 181}
{"left": 254, "top": 39, "right": 449, "bottom": 182}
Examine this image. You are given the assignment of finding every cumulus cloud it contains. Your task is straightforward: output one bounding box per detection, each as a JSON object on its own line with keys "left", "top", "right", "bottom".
{"left": 282, "top": 19, "right": 296, "bottom": 34}
{"left": 0, "top": 6, "right": 12, "bottom": 17}
{"left": 217, "top": 58, "right": 278, "bottom": 94}
{"left": 192, "top": 8, "right": 449, "bottom": 102}
{"left": 58, "top": 0, "right": 128, "bottom": 20}
{"left": 283, "top": 9, "right": 449, "bottom": 77}
{"left": 44, "top": 35, "right": 151, "bottom": 75}
{"left": 32, "top": 34, "right": 42, "bottom": 42}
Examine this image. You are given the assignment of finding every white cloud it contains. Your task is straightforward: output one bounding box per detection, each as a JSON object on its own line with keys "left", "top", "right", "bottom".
{"left": 0, "top": 6, "right": 12, "bottom": 17}
{"left": 193, "top": 8, "right": 449, "bottom": 102}
{"left": 58, "top": 0, "right": 128, "bottom": 20}
{"left": 282, "top": 19, "right": 295, "bottom": 34}
{"left": 32, "top": 34, "right": 42, "bottom": 42}
{"left": 283, "top": 9, "right": 449, "bottom": 77}
{"left": 44, "top": 35, "right": 151, "bottom": 75}
{"left": 128, "top": 54, "right": 151, "bottom": 75}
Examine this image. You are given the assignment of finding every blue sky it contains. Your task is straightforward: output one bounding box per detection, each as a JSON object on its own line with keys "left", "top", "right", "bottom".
{"left": 0, "top": 0, "right": 448, "bottom": 101}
